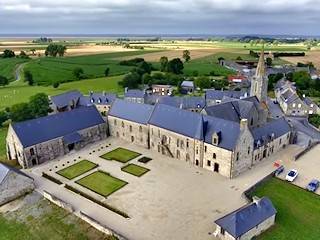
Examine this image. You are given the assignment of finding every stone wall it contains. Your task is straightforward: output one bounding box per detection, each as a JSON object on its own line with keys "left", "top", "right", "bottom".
{"left": 78, "top": 211, "right": 128, "bottom": 240}
{"left": 0, "top": 171, "right": 34, "bottom": 206}
{"left": 6, "top": 125, "right": 25, "bottom": 167}
{"left": 149, "top": 125, "right": 196, "bottom": 165}
{"left": 43, "top": 190, "right": 74, "bottom": 213}
{"left": 108, "top": 116, "right": 150, "bottom": 149}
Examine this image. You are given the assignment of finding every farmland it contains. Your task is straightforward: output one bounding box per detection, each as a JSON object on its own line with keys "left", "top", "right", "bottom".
{"left": 0, "top": 58, "right": 30, "bottom": 81}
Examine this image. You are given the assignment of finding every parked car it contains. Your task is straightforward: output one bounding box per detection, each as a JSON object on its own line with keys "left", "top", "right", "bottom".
{"left": 275, "top": 165, "right": 285, "bottom": 176}
{"left": 306, "top": 179, "right": 319, "bottom": 192}
{"left": 286, "top": 169, "right": 298, "bottom": 182}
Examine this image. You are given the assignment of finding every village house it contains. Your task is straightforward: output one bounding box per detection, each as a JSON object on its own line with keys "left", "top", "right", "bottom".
{"left": 214, "top": 197, "right": 277, "bottom": 240}
{"left": 124, "top": 89, "right": 146, "bottom": 103}
{"left": 275, "top": 80, "right": 319, "bottom": 116}
{"left": 151, "top": 84, "right": 173, "bottom": 96}
{"left": 6, "top": 106, "right": 107, "bottom": 168}
{"left": 180, "top": 80, "right": 195, "bottom": 94}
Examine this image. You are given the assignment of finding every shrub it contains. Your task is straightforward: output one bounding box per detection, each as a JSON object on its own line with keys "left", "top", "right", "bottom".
{"left": 42, "top": 172, "right": 63, "bottom": 185}
{"left": 65, "top": 184, "right": 129, "bottom": 218}
{"left": 138, "top": 157, "right": 152, "bottom": 164}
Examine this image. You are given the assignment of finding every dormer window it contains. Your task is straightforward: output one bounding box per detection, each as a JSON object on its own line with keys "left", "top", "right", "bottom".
{"left": 212, "top": 132, "right": 220, "bottom": 146}
{"left": 98, "top": 98, "right": 102, "bottom": 103}
{"left": 90, "top": 98, "right": 94, "bottom": 103}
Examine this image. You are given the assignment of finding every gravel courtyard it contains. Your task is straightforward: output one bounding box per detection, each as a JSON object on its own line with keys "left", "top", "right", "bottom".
{"left": 24, "top": 138, "right": 300, "bottom": 240}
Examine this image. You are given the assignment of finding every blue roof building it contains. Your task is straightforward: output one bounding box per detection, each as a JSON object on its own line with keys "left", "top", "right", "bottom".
{"left": 215, "top": 197, "right": 277, "bottom": 239}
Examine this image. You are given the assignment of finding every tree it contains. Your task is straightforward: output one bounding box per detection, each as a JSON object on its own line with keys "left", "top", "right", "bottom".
{"left": 30, "top": 49, "right": 36, "bottom": 55}
{"left": 182, "top": 50, "right": 191, "bottom": 62}
{"left": 0, "top": 110, "right": 9, "bottom": 126}
{"left": 167, "top": 58, "right": 184, "bottom": 74}
{"left": 73, "top": 67, "right": 84, "bottom": 80}
{"left": 10, "top": 103, "right": 34, "bottom": 122}
{"left": 19, "top": 51, "right": 29, "bottom": 59}
{"left": 45, "top": 44, "right": 67, "bottom": 57}
{"left": 24, "top": 70, "right": 34, "bottom": 86}
{"left": 142, "top": 73, "right": 152, "bottom": 85}
{"left": 53, "top": 81, "right": 60, "bottom": 88}
{"left": 120, "top": 72, "right": 140, "bottom": 89}
{"left": 159, "top": 56, "right": 168, "bottom": 72}
{"left": 266, "top": 57, "right": 272, "bottom": 66}
{"left": 2, "top": 49, "right": 15, "bottom": 58}
{"left": 0, "top": 75, "right": 9, "bottom": 87}
{"left": 293, "top": 71, "right": 312, "bottom": 90}
{"left": 29, "top": 93, "right": 50, "bottom": 118}
{"left": 195, "top": 76, "right": 211, "bottom": 90}
{"left": 104, "top": 67, "right": 110, "bottom": 77}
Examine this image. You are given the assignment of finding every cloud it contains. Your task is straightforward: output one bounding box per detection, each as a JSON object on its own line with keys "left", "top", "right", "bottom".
{"left": 0, "top": 0, "right": 320, "bottom": 35}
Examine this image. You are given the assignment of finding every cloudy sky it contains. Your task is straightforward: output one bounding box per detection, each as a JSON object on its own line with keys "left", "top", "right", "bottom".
{"left": 1, "top": 0, "right": 320, "bottom": 35}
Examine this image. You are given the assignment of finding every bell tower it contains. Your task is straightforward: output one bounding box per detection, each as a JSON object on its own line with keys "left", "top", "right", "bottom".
{"left": 250, "top": 47, "right": 268, "bottom": 103}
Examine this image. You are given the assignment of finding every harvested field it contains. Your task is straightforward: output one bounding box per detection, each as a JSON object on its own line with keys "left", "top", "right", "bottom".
{"left": 281, "top": 50, "right": 320, "bottom": 68}
{"left": 120, "top": 48, "right": 228, "bottom": 61}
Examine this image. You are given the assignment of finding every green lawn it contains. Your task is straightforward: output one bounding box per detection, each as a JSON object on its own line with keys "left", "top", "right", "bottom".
{"left": 76, "top": 171, "right": 127, "bottom": 197}
{"left": 0, "top": 75, "right": 124, "bottom": 110}
{"left": 0, "top": 58, "right": 30, "bottom": 81}
{"left": 0, "top": 128, "right": 6, "bottom": 161}
{"left": 100, "top": 148, "right": 141, "bottom": 163}
{"left": 56, "top": 160, "right": 98, "bottom": 180}
{"left": 24, "top": 50, "right": 152, "bottom": 85}
{"left": 121, "top": 164, "right": 150, "bottom": 177}
{"left": 252, "top": 178, "right": 320, "bottom": 240}
{"left": 0, "top": 197, "right": 113, "bottom": 240}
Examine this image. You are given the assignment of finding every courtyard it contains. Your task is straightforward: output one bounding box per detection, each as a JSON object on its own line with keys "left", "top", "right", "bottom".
{"left": 24, "top": 137, "right": 301, "bottom": 240}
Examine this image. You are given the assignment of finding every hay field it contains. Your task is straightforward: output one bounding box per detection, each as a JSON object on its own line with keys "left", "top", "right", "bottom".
{"left": 281, "top": 50, "right": 320, "bottom": 68}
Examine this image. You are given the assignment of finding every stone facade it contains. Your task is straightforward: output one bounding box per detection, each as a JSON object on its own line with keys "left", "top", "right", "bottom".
{"left": 6, "top": 123, "right": 107, "bottom": 168}
{"left": 108, "top": 116, "right": 150, "bottom": 149}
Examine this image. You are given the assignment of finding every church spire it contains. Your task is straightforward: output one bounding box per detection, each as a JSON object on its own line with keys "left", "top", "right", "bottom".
{"left": 255, "top": 45, "right": 266, "bottom": 77}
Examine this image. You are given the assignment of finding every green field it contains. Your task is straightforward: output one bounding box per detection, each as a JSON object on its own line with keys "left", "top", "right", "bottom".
{"left": 56, "top": 160, "right": 98, "bottom": 180}
{"left": 121, "top": 164, "right": 150, "bottom": 177}
{"left": 0, "top": 128, "right": 7, "bottom": 161}
{"left": 0, "top": 196, "right": 114, "bottom": 240}
{"left": 76, "top": 171, "right": 127, "bottom": 197}
{"left": 0, "top": 58, "right": 30, "bottom": 81}
{"left": 0, "top": 75, "right": 123, "bottom": 110}
{"left": 100, "top": 148, "right": 141, "bottom": 163}
{"left": 24, "top": 50, "right": 153, "bottom": 85}
{"left": 252, "top": 178, "right": 320, "bottom": 240}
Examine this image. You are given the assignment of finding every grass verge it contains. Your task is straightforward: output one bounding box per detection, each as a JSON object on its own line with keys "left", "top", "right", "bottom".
{"left": 100, "top": 148, "right": 141, "bottom": 163}
{"left": 121, "top": 164, "right": 150, "bottom": 177}
{"left": 56, "top": 160, "right": 98, "bottom": 180}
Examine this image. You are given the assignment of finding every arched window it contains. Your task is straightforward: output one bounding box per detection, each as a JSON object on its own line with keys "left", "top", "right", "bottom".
{"left": 129, "top": 125, "right": 132, "bottom": 132}
{"left": 213, "top": 153, "right": 216, "bottom": 159}
{"left": 121, "top": 121, "right": 124, "bottom": 128}
{"left": 131, "top": 136, "right": 134, "bottom": 142}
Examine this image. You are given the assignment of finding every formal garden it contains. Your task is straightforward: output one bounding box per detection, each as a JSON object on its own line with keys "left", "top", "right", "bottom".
{"left": 56, "top": 160, "right": 98, "bottom": 180}
{"left": 100, "top": 147, "right": 141, "bottom": 163}
{"left": 121, "top": 163, "right": 150, "bottom": 177}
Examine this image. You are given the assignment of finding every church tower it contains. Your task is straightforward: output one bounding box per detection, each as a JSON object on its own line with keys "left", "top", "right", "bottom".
{"left": 250, "top": 47, "right": 268, "bottom": 103}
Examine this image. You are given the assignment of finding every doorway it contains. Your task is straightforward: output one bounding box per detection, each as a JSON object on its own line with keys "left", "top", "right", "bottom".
{"left": 68, "top": 143, "right": 75, "bottom": 151}
{"left": 214, "top": 163, "right": 219, "bottom": 172}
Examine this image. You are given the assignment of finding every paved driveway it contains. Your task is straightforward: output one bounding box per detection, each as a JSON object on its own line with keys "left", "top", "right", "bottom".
{"left": 24, "top": 138, "right": 300, "bottom": 240}
{"left": 276, "top": 145, "right": 320, "bottom": 195}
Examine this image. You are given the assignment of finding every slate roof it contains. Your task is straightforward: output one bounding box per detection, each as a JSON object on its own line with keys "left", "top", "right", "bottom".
{"left": 158, "top": 96, "right": 206, "bottom": 109}
{"left": 124, "top": 89, "right": 145, "bottom": 98}
{"left": 181, "top": 81, "right": 194, "bottom": 88}
{"left": 205, "top": 90, "right": 247, "bottom": 101}
{"left": 109, "top": 99, "right": 154, "bottom": 124}
{"left": 51, "top": 90, "right": 83, "bottom": 108}
{"left": 80, "top": 93, "right": 116, "bottom": 106}
{"left": 251, "top": 117, "right": 291, "bottom": 148}
{"left": 0, "top": 163, "right": 33, "bottom": 184}
{"left": 149, "top": 104, "right": 204, "bottom": 140}
{"left": 12, "top": 106, "right": 105, "bottom": 148}
{"left": 215, "top": 197, "right": 277, "bottom": 238}
{"left": 204, "top": 99, "right": 254, "bottom": 123}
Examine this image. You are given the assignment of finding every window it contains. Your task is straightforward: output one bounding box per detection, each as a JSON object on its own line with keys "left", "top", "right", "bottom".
{"left": 176, "top": 150, "right": 180, "bottom": 159}
{"left": 221, "top": 228, "right": 225, "bottom": 235}
{"left": 236, "top": 152, "right": 239, "bottom": 161}
{"left": 251, "top": 118, "right": 254, "bottom": 126}
{"left": 114, "top": 119, "right": 117, "bottom": 126}
{"left": 196, "top": 147, "right": 199, "bottom": 154}
{"left": 30, "top": 148, "right": 35, "bottom": 156}
{"left": 186, "top": 153, "right": 190, "bottom": 161}
{"left": 213, "top": 153, "right": 216, "bottom": 159}
{"left": 292, "top": 103, "right": 296, "bottom": 108}
{"left": 279, "top": 138, "right": 282, "bottom": 145}
{"left": 131, "top": 136, "right": 134, "bottom": 142}
{"left": 121, "top": 121, "right": 124, "bottom": 128}
{"left": 177, "top": 139, "right": 180, "bottom": 147}
{"left": 129, "top": 125, "right": 132, "bottom": 132}
{"left": 207, "top": 160, "right": 211, "bottom": 166}
{"left": 311, "top": 104, "right": 314, "bottom": 108}
{"left": 298, "top": 104, "right": 301, "bottom": 108}
{"left": 248, "top": 147, "right": 250, "bottom": 154}
{"left": 213, "top": 138, "right": 217, "bottom": 145}
{"left": 195, "top": 160, "right": 199, "bottom": 166}
{"left": 180, "top": 140, "right": 184, "bottom": 148}
{"left": 186, "top": 139, "right": 189, "bottom": 148}
{"left": 205, "top": 146, "right": 207, "bottom": 153}
{"left": 139, "top": 126, "right": 142, "bottom": 133}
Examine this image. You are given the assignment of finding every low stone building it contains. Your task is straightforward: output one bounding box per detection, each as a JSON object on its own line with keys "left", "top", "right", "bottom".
{"left": 50, "top": 90, "right": 82, "bottom": 113}
{"left": 151, "top": 84, "right": 173, "bottom": 96}
{"left": 6, "top": 106, "right": 107, "bottom": 168}
{"left": 180, "top": 81, "right": 195, "bottom": 94}
{"left": 0, "top": 163, "right": 34, "bottom": 205}
{"left": 214, "top": 197, "right": 277, "bottom": 240}
{"left": 124, "top": 89, "right": 146, "bottom": 103}
{"left": 275, "top": 80, "right": 319, "bottom": 116}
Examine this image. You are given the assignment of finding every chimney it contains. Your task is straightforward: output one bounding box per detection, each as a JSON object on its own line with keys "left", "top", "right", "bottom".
{"left": 240, "top": 118, "right": 248, "bottom": 130}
